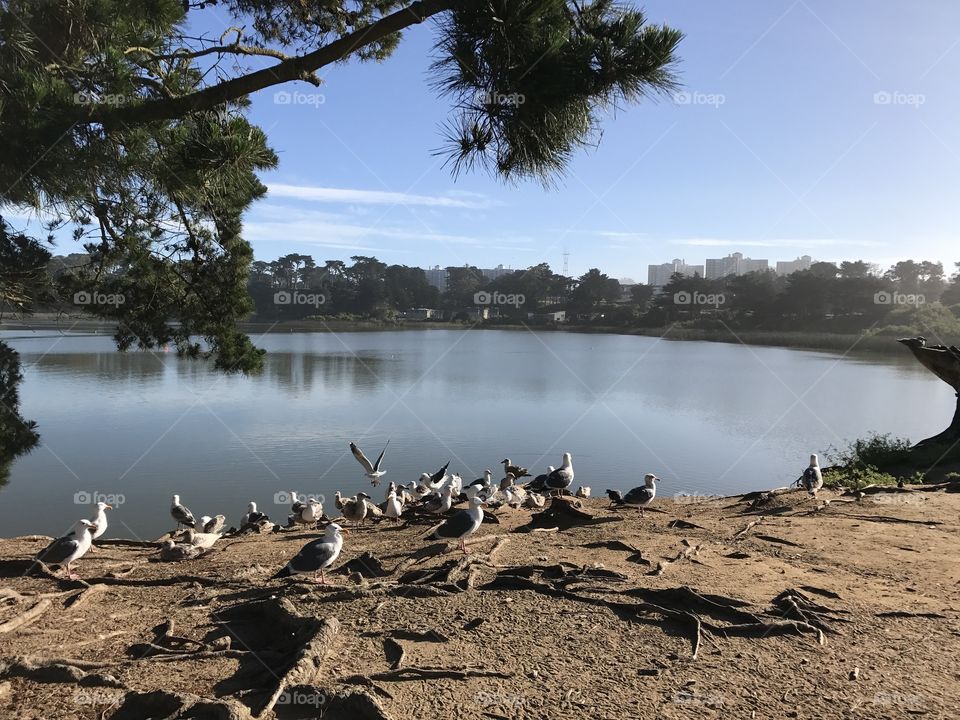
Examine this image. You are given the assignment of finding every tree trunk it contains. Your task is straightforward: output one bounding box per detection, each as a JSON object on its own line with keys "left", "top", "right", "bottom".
{"left": 915, "top": 392, "right": 960, "bottom": 448}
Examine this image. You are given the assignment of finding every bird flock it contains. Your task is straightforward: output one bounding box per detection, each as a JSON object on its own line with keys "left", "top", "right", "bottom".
{"left": 33, "top": 446, "right": 825, "bottom": 584}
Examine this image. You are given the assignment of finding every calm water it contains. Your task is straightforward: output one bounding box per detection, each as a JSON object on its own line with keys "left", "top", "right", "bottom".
{"left": 0, "top": 329, "right": 950, "bottom": 539}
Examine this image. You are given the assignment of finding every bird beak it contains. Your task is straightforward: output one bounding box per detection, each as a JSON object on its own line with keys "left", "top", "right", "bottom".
{"left": 340, "top": 528, "right": 350, "bottom": 535}
{"left": 105, "top": 504, "right": 113, "bottom": 510}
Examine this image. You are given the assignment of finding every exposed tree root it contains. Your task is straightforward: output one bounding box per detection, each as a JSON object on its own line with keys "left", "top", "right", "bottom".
{"left": 341, "top": 666, "right": 512, "bottom": 684}
{"left": 259, "top": 616, "right": 340, "bottom": 717}
{"left": 0, "top": 655, "right": 125, "bottom": 687}
{"left": 648, "top": 542, "right": 703, "bottom": 576}
{"left": 0, "top": 598, "right": 50, "bottom": 633}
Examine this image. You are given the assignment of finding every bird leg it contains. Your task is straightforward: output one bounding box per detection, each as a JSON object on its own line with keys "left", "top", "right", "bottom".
{"left": 460, "top": 539, "right": 471, "bottom": 554}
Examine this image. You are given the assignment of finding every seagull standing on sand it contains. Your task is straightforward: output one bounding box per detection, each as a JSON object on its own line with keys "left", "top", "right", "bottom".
{"left": 385, "top": 487, "right": 403, "bottom": 522}
{"left": 170, "top": 495, "right": 196, "bottom": 530}
{"left": 36, "top": 520, "right": 97, "bottom": 579}
{"left": 241, "top": 501, "right": 266, "bottom": 526}
{"left": 545, "top": 453, "right": 575, "bottom": 495}
{"left": 350, "top": 440, "right": 390, "bottom": 486}
{"left": 617, "top": 474, "right": 661, "bottom": 516}
{"left": 341, "top": 493, "right": 369, "bottom": 524}
{"left": 273, "top": 523, "right": 345, "bottom": 584}
{"left": 430, "top": 497, "right": 486, "bottom": 554}
{"left": 198, "top": 514, "right": 226, "bottom": 534}
{"left": 802, "top": 454, "right": 824, "bottom": 497}
{"left": 91, "top": 501, "right": 112, "bottom": 542}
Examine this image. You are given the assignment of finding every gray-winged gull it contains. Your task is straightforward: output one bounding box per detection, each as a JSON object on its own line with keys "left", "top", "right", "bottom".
{"left": 36, "top": 520, "right": 97, "bottom": 579}
{"left": 500, "top": 458, "right": 529, "bottom": 478}
{"left": 350, "top": 440, "right": 390, "bottom": 486}
{"left": 617, "top": 474, "right": 661, "bottom": 516}
{"left": 170, "top": 495, "right": 196, "bottom": 530}
{"left": 802, "top": 454, "right": 824, "bottom": 497}
{"left": 273, "top": 522, "right": 345, "bottom": 583}
{"left": 545, "top": 453, "right": 575, "bottom": 494}
{"left": 430, "top": 496, "right": 485, "bottom": 554}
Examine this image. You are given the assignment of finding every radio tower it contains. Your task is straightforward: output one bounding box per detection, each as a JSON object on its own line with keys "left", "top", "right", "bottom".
{"left": 562, "top": 248, "right": 570, "bottom": 276}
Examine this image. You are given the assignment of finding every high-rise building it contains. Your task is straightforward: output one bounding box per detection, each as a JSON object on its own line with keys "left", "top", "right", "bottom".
{"left": 647, "top": 259, "right": 703, "bottom": 288}
{"left": 704, "top": 252, "right": 769, "bottom": 279}
{"left": 775, "top": 255, "right": 813, "bottom": 276}
{"left": 424, "top": 265, "right": 448, "bottom": 290}
{"left": 480, "top": 264, "right": 512, "bottom": 281}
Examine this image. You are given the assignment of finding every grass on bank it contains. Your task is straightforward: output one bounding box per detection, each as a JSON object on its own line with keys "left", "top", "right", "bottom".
{"left": 821, "top": 433, "right": 960, "bottom": 490}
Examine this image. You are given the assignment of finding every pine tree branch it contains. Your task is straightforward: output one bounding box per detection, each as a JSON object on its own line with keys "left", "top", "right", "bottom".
{"left": 80, "top": 0, "right": 454, "bottom": 129}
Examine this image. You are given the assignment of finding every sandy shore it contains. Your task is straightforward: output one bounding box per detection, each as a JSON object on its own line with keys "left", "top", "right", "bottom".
{"left": 1, "top": 488, "right": 958, "bottom": 719}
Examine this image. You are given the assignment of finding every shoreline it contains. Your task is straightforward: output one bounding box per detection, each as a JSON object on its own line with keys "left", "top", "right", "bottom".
{"left": 1, "top": 316, "right": 905, "bottom": 355}
{"left": 1, "top": 488, "right": 958, "bottom": 719}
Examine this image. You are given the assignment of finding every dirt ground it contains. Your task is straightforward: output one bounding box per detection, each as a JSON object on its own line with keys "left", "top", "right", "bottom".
{"left": 1, "top": 487, "right": 959, "bottom": 720}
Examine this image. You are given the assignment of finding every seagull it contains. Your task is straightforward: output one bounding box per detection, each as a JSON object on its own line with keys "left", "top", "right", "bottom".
{"left": 341, "top": 493, "right": 369, "bottom": 524}
{"left": 426, "top": 461, "right": 451, "bottom": 487}
{"left": 170, "top": 495, "right": 196, "bottom": 530}
{"left": 575, "top": 486, "right": 591, "bottom": 498}
{"left": 350, "top": 440, "right": 390, "bottom": 486}
{"left": 241, "top": 501, "right": 267, "bottom": 526}
{"left": 424, "top": 484, "right": 455, "bottom": 514}
{"left": 301, "top": 497, "right": 324, "bottom": 528}
{"left": 289, "top": 491, "right": 306, "bottom": 519}
{"left": 617, "top": 474, "right": 661, "bottom": 516}
{"left": 430, "top": 497, "right": 485, "bottom": 554}
{"left": 198, "top": 514, "right": 226, "bottom": 534}
{"left": 501, "top": 458, "right": 529, "bottom": 478}
{"left": 385, "top": 487, "right": 403, "bottom": 522}
{"left": 273, "top": 523, "right": 346, "bottom": 584}
{"left": 91, "top": 501, "right": 112, "bottom": 542}
{"left": 545, "top": 453, "right": 575, "bottom": 495}
{"left": 465, "top": 470, "right": 493, "bottom": 500}
{"left": 184, "top": 528, "right": 221, "bottom": 549}
{"left": 36, "top": 520, "right": 97, "bottom": 579}
{"left": 802, "top": 454, "right": 824, "bottom": 497}
{"left": 605, "top": 489, "right": 623, "bottom": 505}
{"left": 528, "top": 466, "right": 555, "bottom": 491}
{"left": 159, "top": 539, "right": 204, "bottom": 562}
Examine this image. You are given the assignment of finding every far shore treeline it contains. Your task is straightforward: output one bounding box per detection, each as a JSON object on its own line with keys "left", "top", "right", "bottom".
{"left": 31, "top": 251, "right": 960, "bottom": 340}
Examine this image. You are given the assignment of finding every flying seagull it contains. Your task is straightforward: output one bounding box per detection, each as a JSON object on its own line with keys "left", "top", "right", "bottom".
{"left": 802, "top": 454, "right": 824, "bottom": 497}
{"left": 36, "top": 520, "right": 97, "bottom": 579}
{"left": 617, "top": 474, "right": 661, "bottom": 516}
{"left": 545, "top": 453, "right": 575, "bottom": 495}
{"left": 430, "top": 496, "right": 485, "bottom": 554}
{"left": 170, "top": 495, "right": 196, "bottom": 530}
{"left": 350, "top": 440, "right": 390, "bottom": 486}
{"left": 273, "top": 523, "right": 345, "bottom": 584}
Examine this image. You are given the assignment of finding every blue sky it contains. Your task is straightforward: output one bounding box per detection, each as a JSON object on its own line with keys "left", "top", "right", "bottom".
{"left": 7, "top": 0, "right": 960, "bottom": 281}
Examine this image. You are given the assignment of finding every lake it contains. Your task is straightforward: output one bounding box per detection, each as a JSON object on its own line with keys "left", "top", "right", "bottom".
{"left": 0, "top": 328, "right": 951, "bottom": 539}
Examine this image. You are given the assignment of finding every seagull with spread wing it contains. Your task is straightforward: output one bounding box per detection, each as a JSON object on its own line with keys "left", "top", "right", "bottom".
{"left": 350, "top": 440, "right": 390, "bottom": 485}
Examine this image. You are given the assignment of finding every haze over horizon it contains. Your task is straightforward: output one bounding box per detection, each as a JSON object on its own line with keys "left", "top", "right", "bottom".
{"left": 4, "top": 0, "right": 958, "bottom": 280}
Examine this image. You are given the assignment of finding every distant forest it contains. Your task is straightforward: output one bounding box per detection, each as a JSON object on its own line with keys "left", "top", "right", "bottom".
{"left": 35, "top": 253, "right": 960, "bottom": 338}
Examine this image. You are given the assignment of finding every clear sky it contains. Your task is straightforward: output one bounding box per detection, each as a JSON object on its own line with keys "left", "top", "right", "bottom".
{"left": 8, "top": 0, "right": 960, "bottom": 280}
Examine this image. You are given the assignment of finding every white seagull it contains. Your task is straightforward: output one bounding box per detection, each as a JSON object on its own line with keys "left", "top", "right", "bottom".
{"left": 430, "top": 497, "right": 486, "bottom": 554}
{"left": 170, "top": 495, "right": 196, "bottom": 530}
{"left": 36, "top": 520, "right": 97, "bottom": 579}
{"left": 545, "top": 453, "right": 575, "bottom": 495}
{"left": 350, "top": 440, "right": 390, "bottom": 485}
{"left": 802, "top": 454, "right": 824, "bottom": 497}
{"left": 617, "top": 474, "right": 661, "bottom": 516}
{"left": 385, "top": 487, "right": 403, "bottom": 522}
{"left": 273, "top": 523, "right": 346, "bottom": 584}
{"left": 241, "top": 501, "right": 267, "bottom": 526}
{"left": 91, "top": 501, "right": 113, "bottom": 541}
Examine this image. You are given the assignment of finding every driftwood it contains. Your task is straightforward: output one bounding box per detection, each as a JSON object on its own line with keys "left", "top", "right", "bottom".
{"left": 733, "top": 518, "right": 763, "bottom": 541}
{"left": 515, "top": 497, "right": 620, "bottom": 533}
{"left": 0, "top": 598, "right": 51, "bottom": 634}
